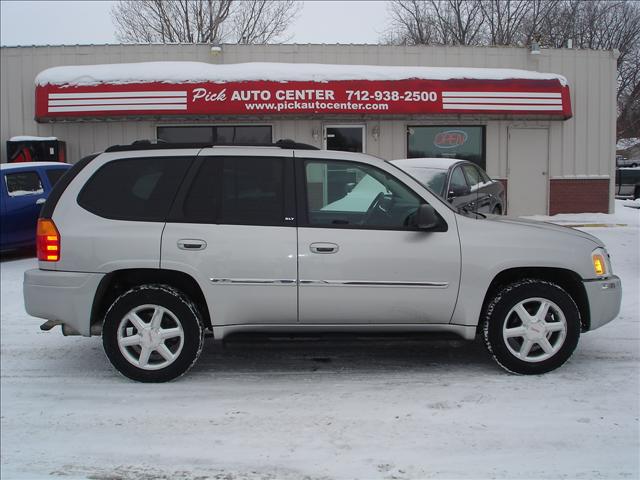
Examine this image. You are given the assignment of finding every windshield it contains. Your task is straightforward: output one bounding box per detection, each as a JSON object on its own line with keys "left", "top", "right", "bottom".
{"left": 397, "top": 167, "right": 448, "bottom": 197}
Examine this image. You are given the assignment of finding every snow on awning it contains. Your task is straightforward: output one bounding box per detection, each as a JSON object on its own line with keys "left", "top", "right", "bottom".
{"left": 9, "top": 135, "right": 58, "bottom": 142}
{"left": 34, "top": 61, "right": 572, "bottom": 121}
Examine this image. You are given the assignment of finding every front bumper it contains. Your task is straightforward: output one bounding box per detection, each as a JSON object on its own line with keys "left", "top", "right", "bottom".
{"left": 583, "top": 275, "right": 622, "bottom": 331}
{"left": 23, "top": 268, "right": 104, "bottom": 336}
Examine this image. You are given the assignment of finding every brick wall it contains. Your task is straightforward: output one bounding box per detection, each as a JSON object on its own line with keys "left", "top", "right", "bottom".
{"left": 549, "top": 179, "right": 609, "bottom": 215}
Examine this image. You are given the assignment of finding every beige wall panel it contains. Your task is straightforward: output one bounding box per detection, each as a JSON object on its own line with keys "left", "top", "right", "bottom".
{"left": 484, "top": 122, "right": 502, "bottom": 178}
{"left": 275, "top": 119, "right": 319, "bottom": 148}
{"left": 548, "top": 122, "right": 563, "bottom": 178}
{"left": 572, "top": 52, "right": 585, "bottom": 173}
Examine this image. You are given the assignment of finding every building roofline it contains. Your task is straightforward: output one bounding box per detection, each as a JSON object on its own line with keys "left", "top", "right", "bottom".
{"left": 0, "top": 43, "right": 617, "bottom": 54}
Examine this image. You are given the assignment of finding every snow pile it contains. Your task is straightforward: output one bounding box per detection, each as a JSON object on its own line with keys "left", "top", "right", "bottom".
{"left": 35, "top": 61, "right": 569, "bottom": 86}
{"left": 616, "top": 137, "right": 640, "bottom": 150}
{"left": 9, "top": 135, "right": 57, "bottom": 142}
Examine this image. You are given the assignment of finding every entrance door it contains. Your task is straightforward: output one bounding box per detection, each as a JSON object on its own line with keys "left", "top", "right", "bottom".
{"left": 507, "top": 128, "right": 549, "bottom": 215}
{"left": 324, "top": 125, "right": 365, "bottom": 153}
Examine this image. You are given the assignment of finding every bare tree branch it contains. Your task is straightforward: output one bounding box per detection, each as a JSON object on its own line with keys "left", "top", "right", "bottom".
{"left": 232, "top": 1, "right": 301, "bottom": 44}
{"left": 111, "top": 0, "right": 299, "bottom": 44}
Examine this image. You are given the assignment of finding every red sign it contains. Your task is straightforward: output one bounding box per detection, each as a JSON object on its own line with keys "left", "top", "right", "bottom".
{"left": 35, "top": 78, "right": 572, "bottom": 121}
{"left": 434, "top": 130, "right": 469, "bottom": 148}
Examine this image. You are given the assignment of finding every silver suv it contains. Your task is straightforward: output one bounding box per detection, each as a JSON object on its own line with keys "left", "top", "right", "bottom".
{"left": 24, "top": 141, "right": 622, "bottom": 382}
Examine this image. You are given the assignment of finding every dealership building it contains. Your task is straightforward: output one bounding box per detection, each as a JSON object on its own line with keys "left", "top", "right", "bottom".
{"left": 0, "top": 43, "right": 618, "bottom": 216}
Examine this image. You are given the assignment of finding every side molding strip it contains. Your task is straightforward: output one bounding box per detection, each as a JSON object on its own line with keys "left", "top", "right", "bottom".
{"left": 299, "top": 280, "right": 449, "bottom": 288}
{"left": 210, "top": 278, "right": 296, "bottom": 285}
{"left": 209, "top": 278, "right": 448, "bottom": 288}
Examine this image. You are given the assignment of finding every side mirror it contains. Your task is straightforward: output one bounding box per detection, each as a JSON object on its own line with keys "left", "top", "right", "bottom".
{"left": 448, "top": 184, "right": 471, "bottom": 200}
{"left": 415, "top": 204, "right": 440, "bottom": 230}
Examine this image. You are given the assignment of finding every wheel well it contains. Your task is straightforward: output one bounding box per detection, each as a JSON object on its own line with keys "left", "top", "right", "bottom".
{"left": 479, "top": 267, "right": 590, "bottom": 333}
{"left": 90, "top": 269, "right": 211, "bottom": 334}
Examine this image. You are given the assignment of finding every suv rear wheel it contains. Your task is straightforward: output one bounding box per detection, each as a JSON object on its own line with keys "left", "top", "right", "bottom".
{"left": 102, "top": 284, "right": 204, "bottom": 382}
{"left": 482, "top": 279, "right": 580, "bottom": 374}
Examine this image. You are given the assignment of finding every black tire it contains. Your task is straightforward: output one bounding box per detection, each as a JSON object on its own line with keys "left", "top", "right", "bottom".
{"left": 482, "top": 279, "right": 580, "bottom": 375}
{"left": 492, "top": 205, "right": 503, "bottom": 215}
{"left": 102, "top": 284, "right": 204, "bottom": 382}
{"left": 634, "top": 185, "right": 640, "bottom": 200}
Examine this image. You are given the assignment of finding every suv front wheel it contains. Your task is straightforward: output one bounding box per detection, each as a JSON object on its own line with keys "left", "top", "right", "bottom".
{"left": 102, "top": 284, "right": 205, "bottom": 382}
{"left": 482, "top": 279, "right": 581, "bottom": 374}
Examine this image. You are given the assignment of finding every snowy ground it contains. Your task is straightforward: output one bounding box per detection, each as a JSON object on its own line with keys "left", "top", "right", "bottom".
{"left": 1, "top": 201, "right": 638, "bottom": 480}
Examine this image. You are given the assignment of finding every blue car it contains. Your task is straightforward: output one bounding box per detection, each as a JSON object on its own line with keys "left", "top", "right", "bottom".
{"left": 1, "top": 162, "right": 71, "bottom": 252}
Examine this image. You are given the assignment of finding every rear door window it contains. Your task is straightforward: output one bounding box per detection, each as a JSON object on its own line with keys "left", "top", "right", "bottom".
{"left": 180, "top": 156, "right": 291, "bottom": 226}
{"left": 5, "top": 171, "right": 43, "bottom": 197}
{"left": 78, "top": 157, "right": 193, "bottom": 221}
{"left": 220, "top": 157, "right": 285, "bottom": 225}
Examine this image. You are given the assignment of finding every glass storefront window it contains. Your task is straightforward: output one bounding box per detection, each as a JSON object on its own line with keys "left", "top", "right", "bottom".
{"left": 407, "top": 126, "right": 485, "bottom": 169}
{"left": 157, "top": 125, "right": 272, "bottom": 145}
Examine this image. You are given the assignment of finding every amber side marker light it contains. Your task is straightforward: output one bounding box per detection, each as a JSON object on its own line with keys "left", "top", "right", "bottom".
{"left": 592, "top": 253, "right": 606, "bottom": 276}
{"left": 37, "top": 219, "right": 60, "bottom": 262}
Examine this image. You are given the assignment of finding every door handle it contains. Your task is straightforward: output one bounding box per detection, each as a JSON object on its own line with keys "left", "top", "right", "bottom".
{"left": 310, "top": 242, "right": 339, "bottom": 254}
{"left": 177, "top": 239, "right": 207, "bottom": 251}
{"left": 36, "top": 198, "right": 46, "bottom": 205}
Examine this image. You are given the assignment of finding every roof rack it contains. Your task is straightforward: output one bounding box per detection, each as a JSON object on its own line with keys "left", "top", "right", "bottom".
{"left": 104, "top": 138, "right": 319, "bottom": 153}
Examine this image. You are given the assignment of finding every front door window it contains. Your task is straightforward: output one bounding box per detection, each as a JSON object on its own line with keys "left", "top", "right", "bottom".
{"left": 304, "top": 160, "right": 421, "bottom": 229}
{"left": 324, "top": 125, "right": 365, "bottom": 153}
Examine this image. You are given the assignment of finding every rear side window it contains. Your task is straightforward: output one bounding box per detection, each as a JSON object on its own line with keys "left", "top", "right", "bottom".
{"left": 45, "top": 168, "right": 68, "bottom": 187}
{"left": 5, "top": 171, "right": 43, "bottom": 197}
{"left": 181, "top": 156, "right": 287, "bottom": 226}
{"left": 78, "top": 157, "right": 192, "bottom": 221}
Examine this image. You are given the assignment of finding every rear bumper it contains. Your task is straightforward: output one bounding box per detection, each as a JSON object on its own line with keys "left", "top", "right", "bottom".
{"left": 23, "top": 268, "right": 104, "bottom": 336}
{"left": 583, "top": 275, "right": 622, "bottom": 331}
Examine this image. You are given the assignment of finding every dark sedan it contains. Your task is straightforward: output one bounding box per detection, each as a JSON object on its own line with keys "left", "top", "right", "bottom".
{"left": 391, "top": 157, "right": 506, "bottom": 215}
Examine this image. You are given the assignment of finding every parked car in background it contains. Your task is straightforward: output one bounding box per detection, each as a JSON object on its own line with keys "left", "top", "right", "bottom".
{"left": 1, "top": 162, "right": 71, "bottom": 252}
{"left": 616, "top": 155, "right": 639, "bottom": 168}
{"left": 615, "top": 167, "right": 640, "bottom": 199}
{"left": 390, "top": 157, "right": 506, "bottom": 215}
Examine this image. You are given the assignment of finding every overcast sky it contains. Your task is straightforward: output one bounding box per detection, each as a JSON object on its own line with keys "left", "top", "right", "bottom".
{"left": 0, "top": 1, "right": 390, "bottom": 46}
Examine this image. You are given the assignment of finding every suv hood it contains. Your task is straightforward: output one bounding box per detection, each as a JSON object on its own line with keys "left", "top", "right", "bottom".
{"left": 483, "top": 214, "right": 604, "bottom": 247}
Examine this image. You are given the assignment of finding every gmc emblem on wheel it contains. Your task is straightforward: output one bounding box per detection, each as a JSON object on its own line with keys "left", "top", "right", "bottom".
{"left": 434, "top": 130, "right": 468, "bottom": 149}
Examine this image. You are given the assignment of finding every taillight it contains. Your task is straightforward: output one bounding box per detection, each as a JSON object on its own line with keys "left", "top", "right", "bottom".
{"left": 37, "top": 219, "right": 60, "bottom": 262}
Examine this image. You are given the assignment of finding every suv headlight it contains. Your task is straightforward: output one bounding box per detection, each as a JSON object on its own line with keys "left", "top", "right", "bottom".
{"left": 591, "top": 248, "right": 611, "bottom": 277}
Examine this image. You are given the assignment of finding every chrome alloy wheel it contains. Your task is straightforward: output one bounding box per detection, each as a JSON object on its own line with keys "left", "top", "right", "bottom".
{"left": 502, "top": 297, "right": 567, "bottom": 363}
{"left": 117, "top": 304, "right": 184, "bottom": 370}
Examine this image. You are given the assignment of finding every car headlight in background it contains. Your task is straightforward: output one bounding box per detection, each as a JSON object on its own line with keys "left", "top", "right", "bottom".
{"left": 591, "top": 248, "right": 611, "bottom": 277}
